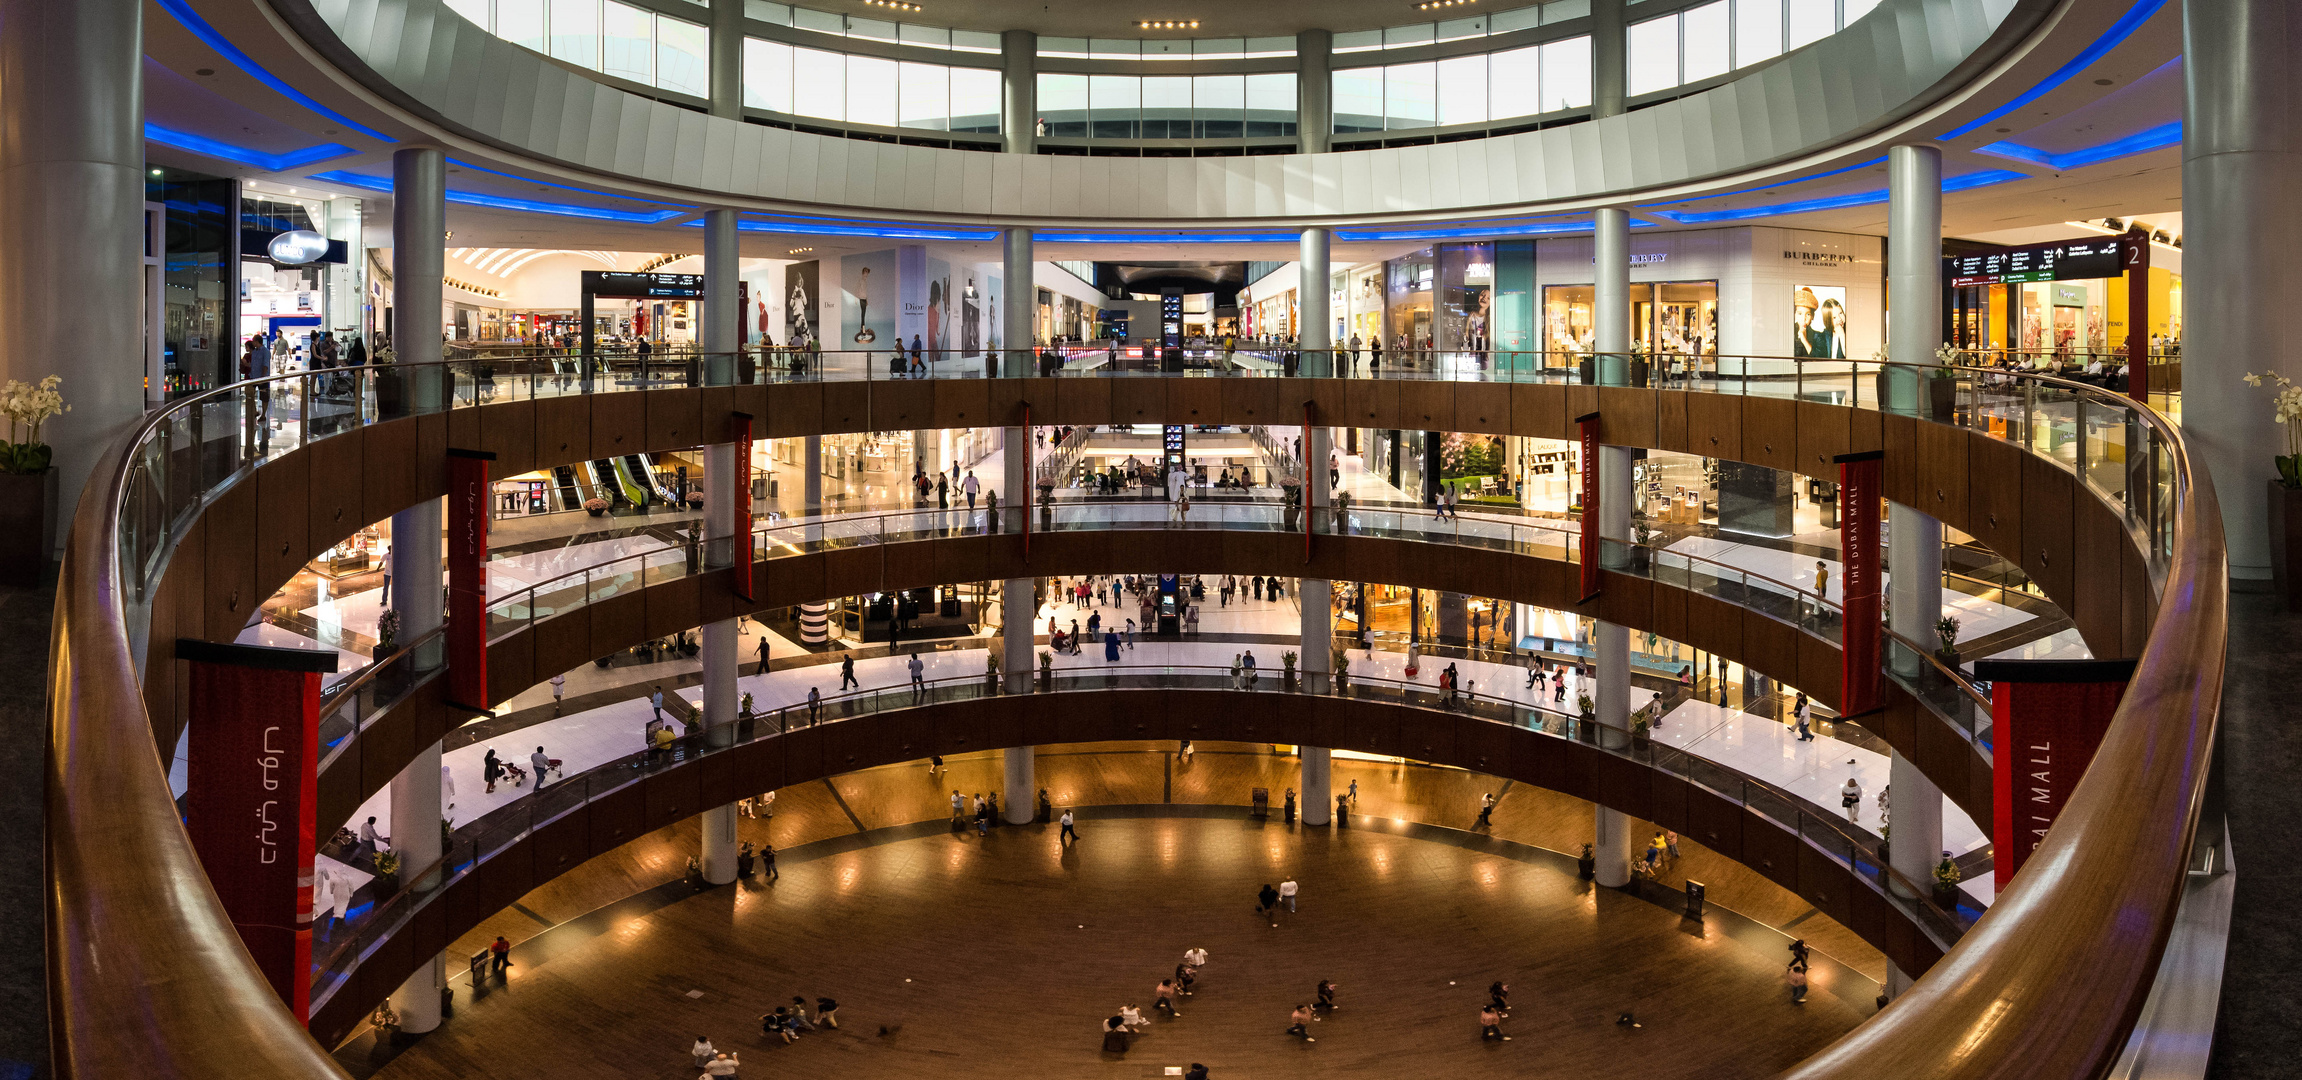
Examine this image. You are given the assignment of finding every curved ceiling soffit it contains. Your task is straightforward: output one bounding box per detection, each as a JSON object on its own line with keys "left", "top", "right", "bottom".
{"left": 263, "top": 0, "right": 2078, "bottom": 227}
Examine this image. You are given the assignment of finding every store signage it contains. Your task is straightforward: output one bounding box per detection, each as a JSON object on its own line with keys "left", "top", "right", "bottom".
{"left": 1782, "top": 251, "right": 1857, "bottom": 268}
{"left": 446, "top": 448, "right": 495, "bottom": 710}
{"left": 267, "top": 229, "right": 329, "bottom": 265}
{"left": 2051, "top": 283, "right": 2088, "bottom": 307}
{"left": 584, "top": 270, "right": 706, "bottom": 298}
{"left": 1161, "top": 292, "right": 1183, "bottom": 348}
{"left": 1163, "top": 425, "right": 1187, "bottom": 473}
{"left": 178, "top": 639, "right": 336, "bottom": 1021}
{"left": 1588, "top": 254, "right": 1668, "bottom": 266}
{"left": 733, "top": 413, "right": 754, "bottom": 602}
{"left": 1978, "top": 659, "right": 2135, "bottom": 891}
{"left": 1578, "top": 413, "right": 1600, "bottom": 600}
{"left": 1836, "top": 452, "right": 1882, "bottom": 715}
{"left": 1944, "top": 238, "right": 2124, "bottom": 288}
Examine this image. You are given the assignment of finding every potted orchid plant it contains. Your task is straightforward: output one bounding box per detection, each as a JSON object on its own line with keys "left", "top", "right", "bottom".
{"left": 0, "top": 375, "right": 67, "bottom": 584}
{"left": 2245, "top": 370, "right": 2302, "bottom": 608}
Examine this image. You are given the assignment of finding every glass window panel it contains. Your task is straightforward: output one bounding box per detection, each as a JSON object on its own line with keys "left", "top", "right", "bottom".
{"left": 1385, "top": 23, "right": 1436, "bottom": 46}
{"left": 1089, "top": 74, "right": 1138, "bottom": 137}
{"left": 1491, "top": 5, "right": 1541, "bottom": 32}
{"left": 790, "top": 6, "right": 844, "bottom": 34}
{"left": 1333, "top": 67, "right": 1385, "bottom": 132}
{"left": 1193, "top": 37, "right": 1245, "bottom": 57}
{"left": 1735, "top": 0, "right": 1783, "bottom": 64}
{"left": 1038, "top": 36, "right": 1089, "bottom": 57}
{"left": 1142, "top": 39, "right": 1190, "bottom": 58}
{"left": 1089, "top": 38, "right": 1140, "bottom": 58}
{"left": 951, "top": 30, "right": 1002, "bottom": 53}
{"left": 1436, "top": 16, "right": 1488, "bottom": 41}
{"left": 792, "top": 46, "right": 844, "bottom": 119}
{"left": 1540, "top": 36, "right": 1591, "bottom": 110}
{"left": 1436, "top": 55, "right": 1487, "bottom": 126}
{"left": 446, "top": 0, "right": 491, "bottom": 26}
{"left": 1488, "top": 44, "right": 1542, "bottom": 119}
{"left": 847, "top": 54, "right": 898, "bottom": 125}
{"left": 948, "top": 66, "right": 1002, "bottom": 130}
{"left": 897, "top": 61, "right": 949, "bottom": 128}
{"left": 1333, "top": 29, "right": 1384, "bottom": 52}
{"left": 847, "top": 16, "right": 895, "bottom": 42}
{"left": 1194, "top": 73, "right": 1244, "bottom": 137}
{"left": 1245, "top": 72, "right": 1296, "bottom": 136}
{"left": 1037, "top": 72, "right": 1088, "bottom": 136}
{"left": 1626, "top": 14, "right": 1679, "bottom": 95}
{"left": 743, "top": 1, "right": 792, "bottom": 25}
{"left": 1141, "top": 75, "right": 1191, "bottom": 137}
{"left": 1682, "top": 1, "right": 1730, "bottom": 81}
{"left": 549, "top": 0, "right": 599, "bottom": 67}
{"left": 1244, "top": 36, "right": 1296, "bottom": 57}
{"left": 1843, "top": 0, "right": 1882, "bottom": 21}
{"left": 1786, "top": 0, "right": 1834, "bottom": 47}
{"left": 743, "top": 38, "right": 794, "bottom": 112}
{"left": 898, "top": 23, "right": 949, "bottom": 47}
{"left": 1384, "top": 61, "right": 1436, "bottom": 129}
{"left": 655, "top": 15, "right": 708, "bottom": 96}
{"left": 603, "top": 1, "right": 653, "bottom": 84}
{"left": 1542, "top": 0, "right": 1591, "bottom": 19}
{"left": 497, "top": 0, "right": 546, "bottom": 49}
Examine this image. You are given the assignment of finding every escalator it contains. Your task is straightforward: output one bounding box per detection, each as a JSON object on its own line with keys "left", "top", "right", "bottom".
{"left": 593, "top": 459, "right": 644, "bottom": 508}
{"left": 623, "top": 453, "right": 682, "bottom": 506}
{"left": 552, "top": 465, "right": 585, "bottom": 511}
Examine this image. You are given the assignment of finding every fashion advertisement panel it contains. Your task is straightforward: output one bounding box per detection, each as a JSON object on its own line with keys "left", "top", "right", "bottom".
{"left": 1792, "top": 284, "right": 1849, "bottom": 359}
{"left": 784, "top": 260, "right": 819, "bottom": 346}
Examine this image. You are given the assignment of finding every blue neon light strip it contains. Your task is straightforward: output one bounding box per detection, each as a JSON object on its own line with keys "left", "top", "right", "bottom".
{"left": 308, "top": 171, "right": 692, "bottom": 223}
{"left": 1641, "top": 157, "right": 1887, "bottom": 209}
{"left": 449, "top": 159, "right": 683, "bottom": 206}
{"left": 712, "top": 218, "right": 1001, "bottom": 241}
{"left": 1644, "top": 170, "right": 2027, "bottom": 223}
{"left": 1975, "top": 121, "right": 2182, "bottom": 170}
{"left": 1938, "top": 0, "right": 2167, "bottom": 142}
{"left": 145, "top": 123, "right": 357, "bottom": 171}
{"left": 1037, "top": 230, "right": 1299, "bottom": 244}
{"left": 153, "top": 0, "right": 395, "bottom": 143}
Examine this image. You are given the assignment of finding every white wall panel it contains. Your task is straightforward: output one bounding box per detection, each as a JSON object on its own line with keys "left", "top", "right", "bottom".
{"left": 1048, "top": 155, "right": 1082, "bottom": 217}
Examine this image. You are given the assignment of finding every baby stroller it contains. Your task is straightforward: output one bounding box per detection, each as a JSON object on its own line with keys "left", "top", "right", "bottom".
{"left": 499, "top": 760, "right": 530, "bottom": 787}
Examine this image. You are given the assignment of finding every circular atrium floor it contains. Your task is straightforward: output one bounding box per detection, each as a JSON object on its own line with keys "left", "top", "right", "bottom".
{"left": 365, "top": 813, "right": 1867, "bottom": 1080}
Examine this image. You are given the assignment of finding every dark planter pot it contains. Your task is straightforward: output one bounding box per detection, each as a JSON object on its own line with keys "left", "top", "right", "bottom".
{"left": 1932, "top": 883, "right": 1961, "bottom": 908}
{"left": 1631, "top": 733, "right": 1651, "bottom": 752}
{"left": 586, "top": 507, "right": 606, "bottom": 518}
{"left": 1577, "top": 855, "right": 1596, "bottom": 881}
{"left": 2268, "top": 480, "right": 2302, "bottom": 612}
{"left": 371, "top": 642, "right": 406, "bottom": 699}
{"left": 0, "top": 468, "right": 58, "bottom": 587}
{"left": 1928, "top": 376, "right": 1958, "bottom": 421}
{"left": 374, "top": 368, "right": 405, "bottom": 417}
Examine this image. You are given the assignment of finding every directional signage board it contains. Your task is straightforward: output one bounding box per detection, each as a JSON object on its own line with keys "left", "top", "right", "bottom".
{"left": 1945, "top": 238, "right": 2126, "bottom": 289}
{"left": 584, "top": 271, "right": 706, "bottom": 298}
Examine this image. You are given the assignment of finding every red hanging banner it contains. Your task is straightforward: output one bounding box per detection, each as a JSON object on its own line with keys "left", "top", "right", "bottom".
{"left": 733, "top": 411, "right": 755, "bottom": 601}
{"left": 179, "top": 639, "right": 337, "bottom": 1021}
{"left": 2123, "top": 228, "right": 2151, "bottom": 402}
{"left": 1578, "top": 412, "right": 1601, "bottom": 600}
{"left": 447, "top": 448, "right": 495, "bottom": 709}
{"left": 1978, "top": 658, "right": 2135, "bottom": 891}
{"left": 1836, "top": 451, "right": 1883, "bottom": 715}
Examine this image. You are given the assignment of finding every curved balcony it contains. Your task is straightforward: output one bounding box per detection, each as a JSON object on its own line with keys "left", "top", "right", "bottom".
{"left": 54, "top": 340, "right": 2221, "bottom": 1079}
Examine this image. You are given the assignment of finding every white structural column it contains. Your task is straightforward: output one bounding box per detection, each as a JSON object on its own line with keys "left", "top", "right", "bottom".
{"left": 707, "top": 0, "right": 741, "bottom": 119}
{"left": 1303, "top": 423, "right": 1333, "bottom": 696}
{"left": 0, "top": 0, "right": 144, "bottom": 542}
{"left": 1296, "top": 30, "right": 1332, "bottom": 154}
{"left": 1589, "top": 205, "right": 1636, "bottom": 887}
{"left": 1001, "top": 31, "right": 1035, "bottom": 156}
{"left": 1003, "top": 745, "right": 1036, "bottom": 824}
{"left": 1298, "top": 228, "right": 1332, "bottom": 375}
{"left": 1002, "top": 227, "right": 1034, "bottom": 376}
{"left": 2184, "top": 0, "right": 2299, "bottom": 582}
{"left": 1301, "top": 746, "right": 1334, "bottom": 826}
{"left": 1887, "top": 750, "right": 1943, "bottom": 903}
{"left": 1885, "top": 147, "right": 1947, "bottom": 678}
{"left": 386, "top": 145, "right": 451, "bottom": 1033}
{"left": 697, "top": 209, "right": 741, "bottom": 884}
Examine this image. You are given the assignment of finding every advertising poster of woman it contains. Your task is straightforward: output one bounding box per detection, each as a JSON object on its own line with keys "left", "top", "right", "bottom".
{"left": 1792, "top": 285, "right": 1849, "bottom": 359}
{"left": 785, "top": 261, "right": 818, "bottom": 346}
{"left": 962, "top": 273, "right": 982, "bottom": 358}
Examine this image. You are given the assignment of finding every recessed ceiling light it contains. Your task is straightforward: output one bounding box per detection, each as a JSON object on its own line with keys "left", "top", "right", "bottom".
{"left": 862, "top": 0, "right": 920, "bottom": 9}
{"left": 1414, "top": 0, "right": 1475, "bottom": 8}
{"left": 1137, "top": 19, "right": 1200, "bottom": 28}
{"left": 2093, "top": 78, "right": 2113, "bottom": 85}
{"left": 195, "top": 68, "right": 215, "bottom": 76}
{"left": 149, "top": 168, "right": 163, "bottom": 177}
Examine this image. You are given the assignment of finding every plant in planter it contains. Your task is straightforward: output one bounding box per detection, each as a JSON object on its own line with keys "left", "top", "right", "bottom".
{"left": 1332, "top": 650, "right": 1351, "bottom": 694}
{"left": 583, "top": 496, "right": 609, "bottom": 517}
{"left": 1631, "top": 715, "right": 1651, "bottom": 751}
{"left": 0, "top": 375, "right": 67, "bottom": 586}
{"left": 2246, "top": 370, "right": 2302, "bottom": 608}
{"left": 1576, "top": 842, "right": 1597, "bottom": 880}
{"left": 1282, "top": 650, "right": 1298, "bottom": 690}
{"left": 1934, "top": 616, "right": 1962, "bottom": 666}
{"left": 986, "top": 651, "right": 1001, "bottom": 691}
{"left": 372, "top": 850, "right": 401, "bottom": 886}
{"left": 1576, "top": 692, "right": 1595, "bottom": 722}
{"left": 739, "top": 692, "right": 755, "bottom": 727}
{"left": 1932, "top": 850, "right": 1962, "bottom": 903}
{"left": 1038, "top": 650, "right": 1054, "bottom": 690}
{"left": 685, "top": 491, "right": 705, "bottom": 509}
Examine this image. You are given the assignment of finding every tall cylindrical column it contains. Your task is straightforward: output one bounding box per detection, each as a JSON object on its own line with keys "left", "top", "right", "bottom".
{"left": 1002, "top": 227, "right": 1035, "bottom": 376}
{"left": 1299, "top": 227, "right": 1333, "bottom": 376}
{"left": 393, "top": 148, "right": 447, "bottom": 410}
{"left": 1888, "top": 502, "right": 1943, "bottom": 675}
{"left": 804, "top": 436, "right": 823, "bottom": 515}
{"left": 0, "top": 0, "right": 143, "bottom": 538}
{"left": 1593, "top": 208, "right": 1630, "bottom": 384}
{"left": 1002, "top": 30, "right": 1036, "bottom": 155}
{"left": 2183, "top": 0, "right": 2300, "bottom": 581}
{"left": 1003, "top": 746, "right": 1036, "bottom": 824}
{"left": 390, "top": 498, "right": 443, "bottom": 651}
{"left": 703, "top": 208, "right": 739, "bottom": 385}
{"left": 1591, "top": 0, "right": 1627, "bottom": 118}
{"left": 1301, "top": 746, "right": 1333, "bottom": 825}
{"left": 1296, "top": 29, "right": 1333, "bottom": 154}
{"left": 389, "top": 953, "right": 447, "bottom": 1035}
{"left": 1887, "top": 750, "right": 1943, "bottom": 899}
{"left": 386, "top": 741, "right": 444, "bottom": 1031}
{"left": 1304, "top": 423, "right": 1333, "bottom": 693}
{"left": 1885, "top": 145, "right": 1943, "bottom": 415}
{"left": 1004, "top": 576, "right": 1035, "bottom": 694}
{"left": 708, "top": 0, "right": 742, "bottom": 119}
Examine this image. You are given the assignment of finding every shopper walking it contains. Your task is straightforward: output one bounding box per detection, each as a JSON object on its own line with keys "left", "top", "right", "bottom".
{"left": 1279, "top": 878, "right": 1299, "bottom": 912}
{"left": 909, "top": 651, "right": 926, "bottom": 696}
{"left": 1476, "top": 792, "right": 1497, "bottom": 828}
{"left": 1257, "top": 883, "right": 1280, "bottom": 920}
{"left": 1287, "top": 1005, "right": 1317, "bottom": 1042}
{"left": 840, "top": 653, "right": 859, "bottom": 690}
{"left": 530, "top": 746, "right": 553, "bottom": 790}
{"left": 1480, "top": 1005, "right": 1511, "bottom": 1041}
{"left": 806, "top": 685, "right": 822, "bottom": 725}
{"left": 756, "top": 635, "right": 770, "bottom": 675}
{"left": 690, "top": 1036, "right": 716, "bottom": 1069}
{"left": 1786, "top": 960, "right": 1810, "bottom": 1004}
{"left": 550, "top": 673, "right": 565, "bottom": 713}
{"left": 1060, "top": 809, "right": 1077, "bottom": 842}
{"left": 1840, "top": 769, "right": 1863, "bottom": 822}
{"left": 1315, "top": 980, "right": 1340, "bottom": 1015}
{"left": 650, "top": 685, "right": 665, "bottom": 723}
{"left": 1487, "top": 981, "right": 1510, "bottom": 1016}
{"left": 760, "top": 842, "right": 778, "bottom": 881}
{"left": 951, "top": 789, "right": 967, "bottom": 826}
{"left": 1794, "top": 692, "right": 1815, "bottom": 741}
{"left": 1154, "top": 979, "right": 1182, "bottom": 1017}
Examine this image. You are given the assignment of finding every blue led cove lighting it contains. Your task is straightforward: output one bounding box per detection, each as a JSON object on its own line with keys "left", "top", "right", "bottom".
{"left": 1643, "top": 171, "right": 2027, "bottom": 223}
{"left": 307, "top": 171, "right": 692, "bottom": 223}
{"left": 712, "top": 218, "right": 1002, "bottom": 241}
{"left": 145, "top": 124, "right": 357, "bottom": 171}
{"left": 154, "top": 0, "right": 396, "bottom": 143}
{"left": 1938, "top": 0, "right": 2168, "bottom": 141}
{"left": 1975, "top": 122, "right": 2182, "bottom": 171}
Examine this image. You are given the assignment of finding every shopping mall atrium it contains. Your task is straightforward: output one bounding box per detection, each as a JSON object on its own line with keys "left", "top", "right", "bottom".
{"left": 7, "top": 0, "right": 2289, "bottom": 1076}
